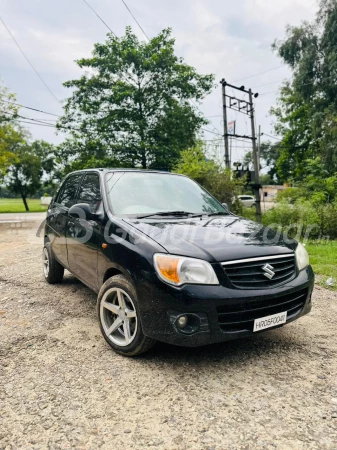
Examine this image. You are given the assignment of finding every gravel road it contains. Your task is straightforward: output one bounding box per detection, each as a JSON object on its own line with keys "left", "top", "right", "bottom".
{"left": 0, "top": 219, "right": 337, "bottom": 450}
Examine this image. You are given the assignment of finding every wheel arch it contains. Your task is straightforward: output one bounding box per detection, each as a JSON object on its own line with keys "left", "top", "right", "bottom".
{"left": 102, "top": 266, "right": 135, "bottom": 287}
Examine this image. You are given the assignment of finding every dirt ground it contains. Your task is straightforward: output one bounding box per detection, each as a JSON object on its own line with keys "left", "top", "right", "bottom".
{"left": 0, "top": 218, "right": 337, "bottom": 450}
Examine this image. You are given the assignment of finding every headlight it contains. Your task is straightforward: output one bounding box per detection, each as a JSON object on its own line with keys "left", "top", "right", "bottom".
{"left": 295, "top": 243, "right": 309, "bottom": 271}
{"left": 153, "top": 254, "right": 219, "bottom": 286}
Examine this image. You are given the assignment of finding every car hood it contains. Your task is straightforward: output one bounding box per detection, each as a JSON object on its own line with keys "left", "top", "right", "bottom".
{"left": 123, "top": 215, "right": 296, "bottom": 262}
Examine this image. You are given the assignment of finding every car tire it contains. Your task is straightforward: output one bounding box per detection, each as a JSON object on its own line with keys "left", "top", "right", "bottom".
{"left": 42, "top": 242, "right": 64, "bottom": 284}
{"left": 97, "top": 275, "right": 156, "bottom": 357}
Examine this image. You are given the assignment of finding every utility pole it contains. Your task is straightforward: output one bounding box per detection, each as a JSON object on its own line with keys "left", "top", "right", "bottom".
{"left": 221, "top": 82, "right": 230, "bottom": 169}
{"left": 229, "top": 137, "right": 232, "bottom": 169}
{"left": 219, "top": 79, "right": 261, "bottom": 222}
{"left": 248, "top": 89, "right": 262, "bottom": 222}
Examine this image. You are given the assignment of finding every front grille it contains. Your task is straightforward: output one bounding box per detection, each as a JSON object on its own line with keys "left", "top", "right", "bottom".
{"left": 217, "top": 288, "right": 308, "bottom": 333}
{"left": 222, "top": 254, "right": 296, "bottom": 289}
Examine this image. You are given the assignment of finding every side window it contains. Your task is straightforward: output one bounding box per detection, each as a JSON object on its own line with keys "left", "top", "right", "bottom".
{"left": 77, "top": 173, "right": 101, "bottom": 213}
{"left": 57, "top": 174, "right": 83, "bottom": 208}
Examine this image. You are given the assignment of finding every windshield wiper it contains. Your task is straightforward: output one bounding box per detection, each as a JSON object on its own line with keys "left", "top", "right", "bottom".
{"left": 136, "top": 211, "right": 195, "bottom": 219}
{"left": 205, "top": 212, "right": 230, "bottom": 217}
{"left": 136, "top": 211, "right": 229, "bottom": 219}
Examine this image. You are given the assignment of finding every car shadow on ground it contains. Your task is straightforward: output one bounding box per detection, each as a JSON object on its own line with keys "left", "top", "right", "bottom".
{"left": 62, "top": 274, "right": 86, "bottom": 287}
{"left": 141, "top": 330, "right": 303, "bottom": 365}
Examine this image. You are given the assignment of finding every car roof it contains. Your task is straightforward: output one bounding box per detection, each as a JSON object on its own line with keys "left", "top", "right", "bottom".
{"left": 67, "top": 168, "right": 178, "bottom": 175}
{"left": 65, "top": 168, "right": 190, "bottom": 180}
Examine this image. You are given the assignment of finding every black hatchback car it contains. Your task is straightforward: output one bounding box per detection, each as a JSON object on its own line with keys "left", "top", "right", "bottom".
{"left": 43, "top": 169, "right": 314, "bottom": 356}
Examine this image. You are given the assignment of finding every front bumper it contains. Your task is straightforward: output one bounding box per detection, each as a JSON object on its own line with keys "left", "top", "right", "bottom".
{"left": 136, "top": 266, "right": 314, "bottom": 347}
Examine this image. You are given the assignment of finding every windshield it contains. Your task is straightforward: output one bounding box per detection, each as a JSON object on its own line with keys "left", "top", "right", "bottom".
{"left": 105, "top": 172, "right": 226, "bottom": 216}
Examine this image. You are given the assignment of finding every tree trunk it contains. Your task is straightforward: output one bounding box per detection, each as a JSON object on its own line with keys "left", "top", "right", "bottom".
{"left": 141, "top": 149, "right": 147, "bottom": 169}
{"left": 21, "top": 193, "right": 29, "bottom": 212}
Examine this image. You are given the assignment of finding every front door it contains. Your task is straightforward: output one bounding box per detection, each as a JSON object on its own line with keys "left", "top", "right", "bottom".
{"left": 50, "top": 173, "right": 83, "bottom": 267}
{"left": 66, "top": 172, "right": 102, "bottom": 290}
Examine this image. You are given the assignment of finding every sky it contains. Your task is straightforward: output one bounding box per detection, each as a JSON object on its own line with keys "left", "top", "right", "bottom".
{"left": 0, "top": 0, "right": 318, "bottom": 166}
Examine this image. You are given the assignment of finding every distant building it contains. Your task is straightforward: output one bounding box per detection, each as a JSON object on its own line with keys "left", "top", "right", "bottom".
{"left": 261, "top": 185, "right": 289, "bottom": 202}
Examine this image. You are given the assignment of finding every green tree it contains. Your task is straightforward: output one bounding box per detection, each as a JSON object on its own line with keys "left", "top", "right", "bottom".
{"left": 0, "top": 125, "right": 22, "bottom": 176}
{"left": 0, "top": 79, "right": 19, "bottom": 124}
{"left": 175, "top": 143, "right": 245, "bottom": 213}
{"left": 3, "top": 130, "right": 56, "bottom": 211}
{"left": 271, "top": 0, "right": 337, "bottom": 180}
{"left": 58, "top": 27, "right": 214, "bottom": 171}
{"left": 0, "top": 81, "right": 20, "bottom": 173}
{"left": 6, "top": 147, "right": 42, "bottom": 211}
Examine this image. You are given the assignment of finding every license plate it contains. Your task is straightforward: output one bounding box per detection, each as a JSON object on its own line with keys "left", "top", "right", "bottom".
{"left": 253, "top": 311, "right": 287, "bottom": 332}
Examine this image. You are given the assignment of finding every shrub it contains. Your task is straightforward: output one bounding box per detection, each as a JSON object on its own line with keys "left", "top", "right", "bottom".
{"left": 262, "top": 200, "right": 337, "bottom": 240}
{"left": 240, "top": 207, "right": 257, "bottom": 221}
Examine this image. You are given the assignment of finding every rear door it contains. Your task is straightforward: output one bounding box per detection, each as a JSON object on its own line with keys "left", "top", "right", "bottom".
{"left": 49, "top": 173, "right": 83, "bottom": 267}
{"left": 66, "top": 172, "right": 102, "bottom": 290}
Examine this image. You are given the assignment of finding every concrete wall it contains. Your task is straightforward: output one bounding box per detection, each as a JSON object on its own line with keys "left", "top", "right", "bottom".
{"left": 261, "top": 185, "right": 287, "bottom": 202}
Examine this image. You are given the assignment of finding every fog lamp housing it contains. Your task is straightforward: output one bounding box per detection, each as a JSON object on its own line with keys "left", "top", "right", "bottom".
{"left": 170, "top": 312, "right": 209, "bottom": 335}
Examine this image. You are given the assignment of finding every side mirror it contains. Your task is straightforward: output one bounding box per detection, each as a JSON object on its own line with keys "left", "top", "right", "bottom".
{"left": 68, "top": 203, "right": 95, "bottom": 221}
{"left": 222, "top": 202, "right": 229, "bottom": 211}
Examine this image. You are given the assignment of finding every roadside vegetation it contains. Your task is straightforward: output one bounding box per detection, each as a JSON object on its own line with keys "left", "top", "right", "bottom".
{"left": 261, "top": 158, "right": 337, "bottom": 240}
{"left": 306, "top": 240, "right": 337, "bottom": 291}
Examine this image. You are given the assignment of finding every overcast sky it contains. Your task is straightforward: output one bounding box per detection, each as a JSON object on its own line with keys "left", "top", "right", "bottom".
{"left": 1, "top": 0, "right": 318, "bottom": 165}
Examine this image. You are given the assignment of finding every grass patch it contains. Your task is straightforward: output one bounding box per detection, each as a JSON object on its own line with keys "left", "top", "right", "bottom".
{"left": 306, "top": 240, "right": 337, "bottom": 290}
{"left": 0, "top": 198, "right": 48, "bottom": 213}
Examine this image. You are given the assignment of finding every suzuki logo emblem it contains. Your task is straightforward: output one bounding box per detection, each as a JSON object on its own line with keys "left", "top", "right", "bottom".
{"left": 262, "top": 263, "right": 275, "bottom": 280}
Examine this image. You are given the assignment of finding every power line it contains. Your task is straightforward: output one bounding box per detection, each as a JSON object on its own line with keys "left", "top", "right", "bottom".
{"left": 259, "top": 74, "right": 337, "bottom": 95}
{"left": 263, "top": 132, "right": 283, "bottom": 141}
{"left": 82, "top": 0, "right": 117, "bottom": 36}
{"left": 2, "top": 108, "right": 80, "bottom": 131}
{"left": 82, "top": 0, "right": 142, "bottom": 90}
{"left": 204, "top": 141, "right": 253, "bottom": 149}
{"left": 201, "top": 127, "right": 222, "bottom": 136}
{"left": 233, "top": 65, "right": 284, "bottom": 83}
{"left": 259, "top": 90, "right": 277, "bottom": 96}
{"left": 0, "top": 110, "right": 54, "bottom": 127}
{"left": 17, "top": 114, "right": 59, "bottom": 127}
{"left": 252, "top": 79, "right": 286, "bottom": 89}
{"left": 0, "top": 98, "right": 60, "bottom": 117}
{"left": 9, "top": 114, "right": 70, "bottom": 130}
{"left": 232, "top": 136, "right": 253, "bottom": 145}
{"left": 15, "top": 119, "right": 57, "bottom": 128}
{"left": 0, "top": 17, "right": 59, "bottom": 103}
{"left": 121, "top": 0, "right": 149, "bottom": 41}
{"left": 19, "top": 116, "right": 83, "bottom": 132}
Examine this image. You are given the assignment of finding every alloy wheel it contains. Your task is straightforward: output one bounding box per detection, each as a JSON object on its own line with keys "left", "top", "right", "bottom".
{"left": 100, "top": 287, "right": 138, "bottom": 347}
{"left": 43, "top": 248, "right": 49, "bottom": 278}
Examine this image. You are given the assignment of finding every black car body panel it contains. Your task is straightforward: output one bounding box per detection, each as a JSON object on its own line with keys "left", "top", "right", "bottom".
{"left": 122, "top": 216, "right": 297, "bottom": 261}
{"left": 45, "top": 169, "right": 314, "bottom": 348}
